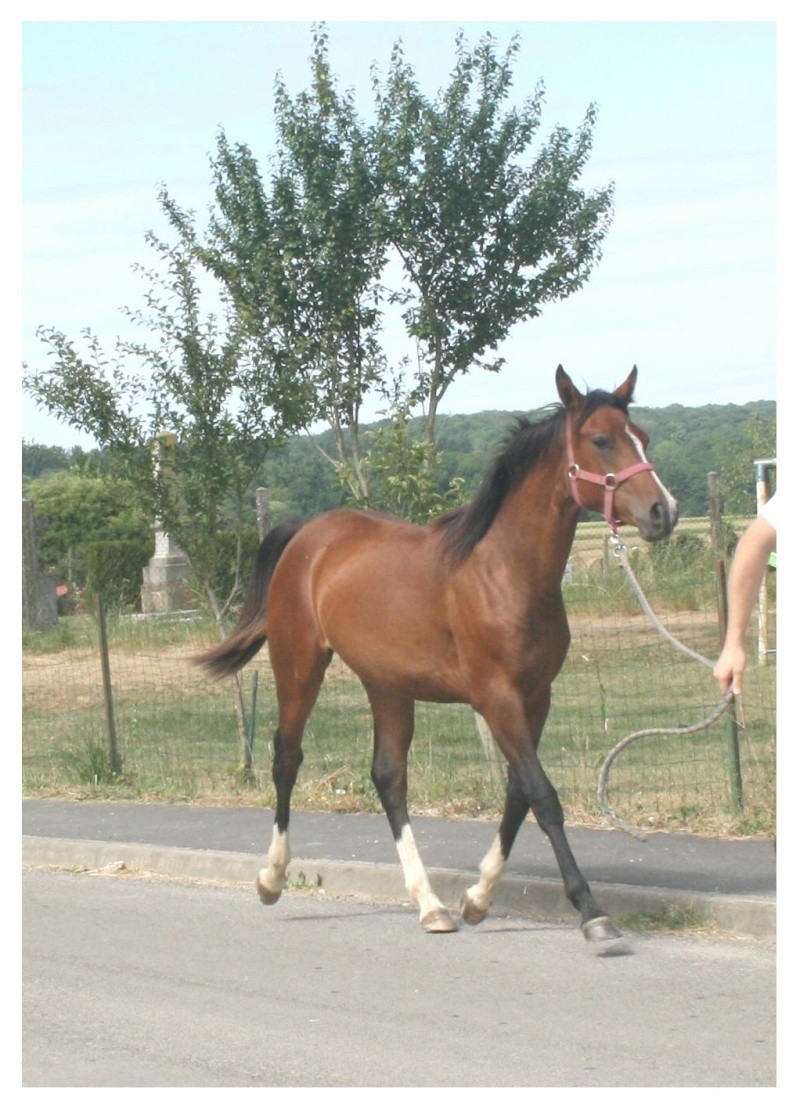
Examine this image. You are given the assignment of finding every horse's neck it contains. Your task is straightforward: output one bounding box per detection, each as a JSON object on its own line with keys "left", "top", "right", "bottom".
{"left": 487, "top": 459, "right": 579, "bottom": 592}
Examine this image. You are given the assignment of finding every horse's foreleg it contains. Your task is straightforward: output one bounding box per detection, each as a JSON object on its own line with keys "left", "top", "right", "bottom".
{"left": 367, "top": 688, "right": 456, "bottom": 934}
{"left": 479, "top": 689, "right": 622, "bottom": 947}
{"left": 518, "top": 754, "right": 622, "bottom": 945}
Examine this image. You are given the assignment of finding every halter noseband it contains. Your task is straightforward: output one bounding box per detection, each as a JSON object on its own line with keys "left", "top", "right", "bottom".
{"left": 565, "top": 412, "right": 654, "bottom": 533}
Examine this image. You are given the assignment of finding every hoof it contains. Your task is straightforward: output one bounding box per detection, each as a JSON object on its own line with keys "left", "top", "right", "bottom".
{"left": 460, "top": 893, "right": 488, "bottom": 926}
{"left": 256, "top": 874, "right": 282, "bottom": 906}
{"left": 581, "top": 915, "right": 626, "bottom": 954}
{"left": 421, "top": 907, "right": 458, "bottom": 933}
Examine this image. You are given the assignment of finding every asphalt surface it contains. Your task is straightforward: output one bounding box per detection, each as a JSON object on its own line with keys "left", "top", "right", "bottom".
{"left": 23, "top": 870, "right": 777, "bottom": 1087}
{"left": 22, "top": 798, "right": 776, "bottom": 939}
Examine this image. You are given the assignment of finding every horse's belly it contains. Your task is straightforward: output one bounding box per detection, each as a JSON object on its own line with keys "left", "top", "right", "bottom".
{"left": 321, "top": 598, "right": 466, "bottom": 703}
{"left": 333, "top": 632, "right": 468, "bottom": 703}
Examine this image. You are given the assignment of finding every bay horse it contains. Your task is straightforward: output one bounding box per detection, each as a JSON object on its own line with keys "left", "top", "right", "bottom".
{"left": 198, "top": 366, "right": 678, "bottom": 946}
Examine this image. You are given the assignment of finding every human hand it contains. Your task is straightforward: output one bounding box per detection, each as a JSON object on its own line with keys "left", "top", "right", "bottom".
{"left": 713, "top": 643, "right": 747, "bottom": 697}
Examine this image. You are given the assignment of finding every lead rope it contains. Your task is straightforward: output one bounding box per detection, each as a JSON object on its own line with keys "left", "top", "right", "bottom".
{"left": 596, "top": 534, "right": 735, "bottom": 841}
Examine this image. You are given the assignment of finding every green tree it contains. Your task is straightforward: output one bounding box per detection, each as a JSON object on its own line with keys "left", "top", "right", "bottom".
{"left": 24, "top": 225, "right": 305, "bottom": 623}
{"left": 372, "top": 30, "right": 615, "bottom": 447}
{"left": 255, "top": 436, "right": 344, "bottom": 521}
{"left": 22, "top": 443, "right": 73, "bottom": 482}
{"left": 351, "top": 394, "right": 466, "bottom": 522}
{"left": 648, "top": 438, "right": 711, "bottom": 518}
{"left": 25, "top": 469, "right": 151, "bottom": 591}
{"left": 165, "top": 25, "right": 613, "bottom": 511}
{"left": 165, "top": 24, "right": 388, "bottom": 504}
{"left": 719, "top": 412, "right": 777, "bottom": 515}
{"left": 635, "top": 403, "right": 776, "bottom": 517}
{"left": 24, "top": 225, "right": 310, "bottom": 770}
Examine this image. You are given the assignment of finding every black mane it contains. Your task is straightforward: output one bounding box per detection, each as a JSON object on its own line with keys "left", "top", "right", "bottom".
{"left": 436, "top": 389, "right": 630, "bottom": 562}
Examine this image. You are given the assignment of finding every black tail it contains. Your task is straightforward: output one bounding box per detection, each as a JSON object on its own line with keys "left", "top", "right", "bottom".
{"left": 195, "top": 518, "right": 305, "bottom": 678}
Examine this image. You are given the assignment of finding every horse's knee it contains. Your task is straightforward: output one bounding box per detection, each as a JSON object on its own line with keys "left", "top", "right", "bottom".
{"left": 532, "top": 787, "right": 564, "bottom": 830}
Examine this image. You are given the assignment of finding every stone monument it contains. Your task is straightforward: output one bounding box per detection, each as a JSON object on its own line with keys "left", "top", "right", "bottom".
{"left": 140, "top": 527, "right": 194, "bottom": 614}
{"left": 140, "top": 431, "right": 195, "bottom": 615}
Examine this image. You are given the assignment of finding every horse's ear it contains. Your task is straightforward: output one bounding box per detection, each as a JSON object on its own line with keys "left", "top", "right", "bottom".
{"left": 613, "top": 366, "right": 638, "bottom": 406}
{"left": 555, "top": 365, "right": 584, "bottom": 411}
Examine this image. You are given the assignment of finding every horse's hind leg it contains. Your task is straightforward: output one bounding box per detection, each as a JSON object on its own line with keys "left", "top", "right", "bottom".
{"left": 366, "top": 686, "right": 456, "bottom": 933}
{"left": 461, "top": 768, "right": 529, "bottom": 925}
{"left": 256, "top": 646, "right": 331, "bottom": 906}
{"left": 256, "top": 724, "right": 301, "bottom": 906}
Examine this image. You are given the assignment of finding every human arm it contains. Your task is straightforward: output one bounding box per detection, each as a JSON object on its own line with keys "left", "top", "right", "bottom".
{"left": 713, "top": 513, "right": 777, "bottom": 696}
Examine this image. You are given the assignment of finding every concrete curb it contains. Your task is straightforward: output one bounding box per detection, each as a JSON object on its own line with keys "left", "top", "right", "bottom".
{"left": 23, "top": 835, "right": 775, "bottom": 941}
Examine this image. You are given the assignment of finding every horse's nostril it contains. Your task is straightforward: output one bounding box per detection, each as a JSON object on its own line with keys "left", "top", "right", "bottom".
{"left": 649, "top": 500, "right": 675, "bottom": 537}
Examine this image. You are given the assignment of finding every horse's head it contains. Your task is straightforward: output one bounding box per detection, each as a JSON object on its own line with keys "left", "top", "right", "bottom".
{"left": 556, "top": 365, "right": 678, "bottom": 541}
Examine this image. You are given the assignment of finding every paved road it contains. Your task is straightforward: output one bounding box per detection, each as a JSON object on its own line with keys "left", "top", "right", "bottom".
{"left": 22, "top": 799, "right": 776, "bottom": 939}
{"left": 22, "top": 868, "right": 776, "bottom": 1087}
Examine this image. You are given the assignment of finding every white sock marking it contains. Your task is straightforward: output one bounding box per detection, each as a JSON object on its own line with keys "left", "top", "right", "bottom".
{"left": 260, "top": 825, "right": 291, "bottom": 894}
{"left": 465, "top": 833, "right": 506, "bottom": 914}
{"left": 397, "top": 825, "right": 447, "bottom": 920}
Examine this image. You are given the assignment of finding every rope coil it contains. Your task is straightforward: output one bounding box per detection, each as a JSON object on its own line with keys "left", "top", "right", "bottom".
{"left": 596, "top": 535, "right": 735, "bottom": 840}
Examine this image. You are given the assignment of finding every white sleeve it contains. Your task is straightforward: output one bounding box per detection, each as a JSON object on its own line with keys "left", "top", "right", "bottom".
{"left": 759, "top": 491, "right": 777, "bottom": 532}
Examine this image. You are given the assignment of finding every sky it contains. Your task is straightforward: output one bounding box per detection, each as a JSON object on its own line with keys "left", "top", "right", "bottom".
{"left": 16, "top": 5, "right": 787, "bottom": 450}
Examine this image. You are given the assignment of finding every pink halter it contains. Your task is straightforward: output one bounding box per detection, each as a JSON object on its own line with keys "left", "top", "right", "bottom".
{"left": 565, "top": 412, "right": 654, "bottom": 533}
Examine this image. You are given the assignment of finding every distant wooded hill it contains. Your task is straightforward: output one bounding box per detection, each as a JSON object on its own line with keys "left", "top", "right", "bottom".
{"left": 23, "top": 399, "right": 775, "bottom": 523}
{"left": 254, "top": 399, "right": 776, "bottom": 521}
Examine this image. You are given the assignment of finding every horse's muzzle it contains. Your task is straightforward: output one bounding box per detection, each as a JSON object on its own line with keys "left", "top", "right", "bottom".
{"left": 638, "top": 496, "right": 679, "bottom": 541}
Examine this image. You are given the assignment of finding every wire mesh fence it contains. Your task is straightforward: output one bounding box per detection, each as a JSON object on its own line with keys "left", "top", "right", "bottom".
{"left": 22, "top": 542, "right": 776, "bottom": 837}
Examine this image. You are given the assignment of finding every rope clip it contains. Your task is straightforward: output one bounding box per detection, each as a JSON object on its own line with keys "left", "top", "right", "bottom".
{"left": 608, "top": 531, "right": 627, "bottom": 560}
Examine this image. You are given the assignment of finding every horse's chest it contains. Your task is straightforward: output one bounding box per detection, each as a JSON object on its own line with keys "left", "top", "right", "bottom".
{"left": 515, "top": 623, "right": 570, "bottom": 681}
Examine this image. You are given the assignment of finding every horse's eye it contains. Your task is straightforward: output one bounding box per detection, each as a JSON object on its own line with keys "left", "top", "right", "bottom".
{"left": 592, "top": 435, "right": 612, "bottom": 451}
